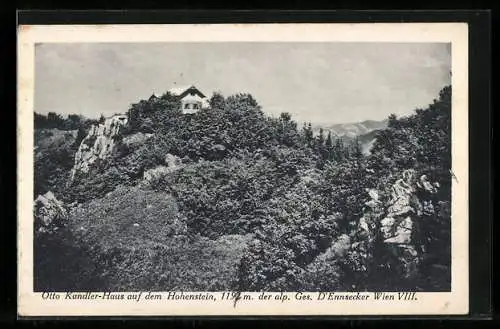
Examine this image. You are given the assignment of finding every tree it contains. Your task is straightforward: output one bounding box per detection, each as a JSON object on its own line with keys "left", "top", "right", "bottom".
{"left": 322, "top": 157, "right": 368, "bottom": 230}
{"left": 325, "top": 131, "right": 333, "bottom": 152}
{"left": 209, "top": 92, "right": 225, "bottom": 109}
{"left": 302, "top": 122, "right": 314, "bottom": 146}
{"left": 74, "top": 127, "right": 87, "bottom": 148}
{"left": 279, "top": 112, "right": 292, "bottom": 122}
{"left": 387, "top": 113, "right": 398, "bottom": 128}
{"left": 34, "top": 112, "right": 49, "bottom": 129}
{"left": 140, "top": 117, "right": 154, "bottom": 133}
{"left": 333, "top": 138, "right": 344, "bottom": 162}
{"left": 35, "top": 112, "right": 66, "bottom": 129}
{"left": 273, "top": 112, "right": 300, "bottom": 147}
{"left": 47, "top": 112, "right": 63, "bottom": 124}
{"left": 225, "top": 93, "right": 261, "bottom": 113}
{"left": 64, "top": 114, "right": 83, "bottom": 130}
{"left": 351, "top": 137, "right": 363, "bottom": 159}
{"left": 361, "top": 85, "right": 452, "bottom": 291}
{"left": 316, "top": 128, "right": 325, "bottom": 146}
{"left": 35, "top": 129, "right": 79, "bottom": 198}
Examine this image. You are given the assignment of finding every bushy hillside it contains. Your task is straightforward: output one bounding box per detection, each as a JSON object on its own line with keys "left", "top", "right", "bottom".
{"left": 34, "top": 113, "right": 102, "bottom": 199}
{"left": 34, "top": 86, "right": 452, "bottom": 292}
{"left": 34, "top": 129, "right": 79, "bottom": 198}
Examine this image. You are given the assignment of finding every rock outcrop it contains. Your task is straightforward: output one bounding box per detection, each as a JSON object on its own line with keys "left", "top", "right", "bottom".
{"left": 316, "top": 234, "right": 352, "bottom": 261}
{"left": 355, "top": 169, "right": 440, "bottom": 279}
{"left": 69, "top": 114, "right": 128, "bottom": 183}
{"left": 379, "top": 170, "right": 440, "bottom": 246}
{"left": 34, "top": 191, "right": 68, "bottom": 233}
{"left": 122, "top": 132, "right": 154, "bottom": 148}
{"left": 143, "top": 153, "right": 185, "bottom": 183}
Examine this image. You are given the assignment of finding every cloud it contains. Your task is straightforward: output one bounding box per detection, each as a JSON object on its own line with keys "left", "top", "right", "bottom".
{"left": 35, "top": 42, "right": 451, "bottom": 124}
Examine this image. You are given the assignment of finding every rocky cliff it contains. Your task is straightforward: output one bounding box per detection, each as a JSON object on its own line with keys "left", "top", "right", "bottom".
{"left": 69, "top": 114, "right": 128, "bottom": 183}
{"left": 287, "top": 168, "right": 443, "bottom": 288}
{"left": 353, "top": 169, "right": 441, "bottom": 280}
{"left": 34, "top": 191, "right": 68, "bottom": 233}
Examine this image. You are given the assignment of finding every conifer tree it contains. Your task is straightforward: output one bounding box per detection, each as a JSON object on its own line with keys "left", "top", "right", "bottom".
{"left": 316, "top": 128, "right": 325, "bottom": 146}
{"left": 302, "top": 122, "right": 314, "bottom": 147}
{"left": 333, "top": 138, "right": 344, "bottom": 161}
{"left": 325, "top": 131, "right": 333, "bottom": 160}
{"left": 352, "top": 137, "right": 363, "bottom": 159}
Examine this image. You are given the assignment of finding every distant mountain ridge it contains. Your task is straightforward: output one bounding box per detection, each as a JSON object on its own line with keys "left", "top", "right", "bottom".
{"left": 312, "top": 119, "right": 389, "bottom": 155}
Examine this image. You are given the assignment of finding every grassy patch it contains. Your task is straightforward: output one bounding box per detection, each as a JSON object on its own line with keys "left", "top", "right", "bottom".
{"left": 64, "top": 185, "right": 251, "bottom": 291}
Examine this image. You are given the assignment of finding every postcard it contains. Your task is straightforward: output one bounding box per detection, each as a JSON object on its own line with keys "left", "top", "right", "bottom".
{"left": 18, "top": 22, "right": 469, "bottom": 316}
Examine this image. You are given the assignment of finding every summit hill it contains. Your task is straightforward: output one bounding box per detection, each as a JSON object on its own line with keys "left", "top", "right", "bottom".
{"left": 34, "top": 86, "right": 452, "bottom": 292}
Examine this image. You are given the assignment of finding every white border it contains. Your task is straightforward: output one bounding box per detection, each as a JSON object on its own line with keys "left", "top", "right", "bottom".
{"left": 18, "top": 23, "right": 469, "bottom": 316}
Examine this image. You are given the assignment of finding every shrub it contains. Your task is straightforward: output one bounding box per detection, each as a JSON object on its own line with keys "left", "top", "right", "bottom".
{"left": 65, "top": 185, "right": 252, "bottom": 291}
{"left": 34, "top": 227, "right": 105, "bottom": 291}
{"left": 34, "top": 129, "right": 79, "bottom": 198}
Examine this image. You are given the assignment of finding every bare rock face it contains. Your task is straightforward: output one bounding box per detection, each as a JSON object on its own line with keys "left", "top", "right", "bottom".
{"left": 379, "top": 170, "right": 439, "bottom": 246}
{"left": 381, "top": 216, "right": 413, "bottom": 244}
{"left": 357, "top": 188, "right": 383, "bottom": 242}
{"left": 378, "top": 169, "right": 440, "bottom": 278}
{"left": 34, "top": 191, "right": 68, "bottom": 233}
{"left": 122, "top": 132, "right": 154, "bottom": 148}
{"left": 69, "top": 114, "right": 128, "bottom": 183}
{"left": 328, "top": 234, "right": 351, "bottom": 258}
{"left": 164, "top": 153, "right": 183, "bottom": 168}
{"left": 380, "top": 170, "right": 416, "bottom": 244}
{"left": 143, "top": 166, "right": 171, "bottom": 183}
{"left": 353, "top": 169, "right": 441, "bottom": 280}
{"left": 143, "top": 153, "right": 184, "bottom": 183}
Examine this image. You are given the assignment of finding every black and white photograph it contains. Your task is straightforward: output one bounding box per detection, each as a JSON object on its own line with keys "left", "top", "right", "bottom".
{"left": 18, "top": 23, "right": 469, "bottom": 316}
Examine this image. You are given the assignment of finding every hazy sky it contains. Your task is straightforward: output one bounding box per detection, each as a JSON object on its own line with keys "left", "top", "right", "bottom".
{"left": 35, "top": 42, "right": 451, "bottom": 124}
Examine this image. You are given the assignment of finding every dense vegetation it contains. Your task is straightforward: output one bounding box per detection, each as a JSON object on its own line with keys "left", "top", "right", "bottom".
{"left": 34, "top": 86, "right": 451, "bottom": 292}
